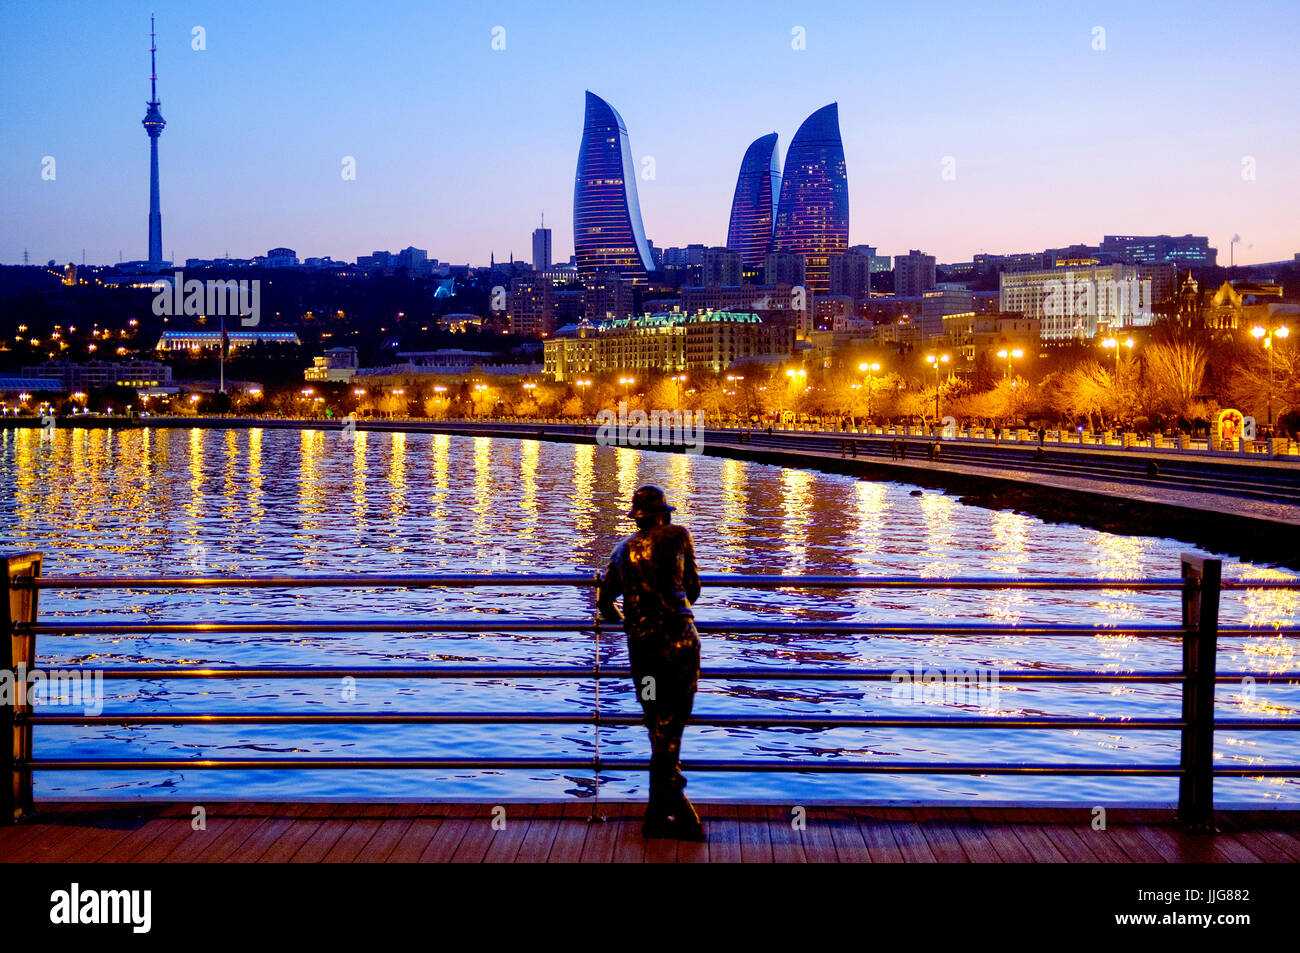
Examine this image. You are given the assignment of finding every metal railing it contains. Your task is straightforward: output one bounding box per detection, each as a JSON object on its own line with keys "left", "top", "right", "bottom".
{"left": 3, "top": 552, "right": 1299, "bottom": 828}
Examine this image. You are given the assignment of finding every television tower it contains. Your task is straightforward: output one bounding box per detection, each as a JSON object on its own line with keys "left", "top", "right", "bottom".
{"left": 141, "top": 14, "right": 166, "bottom": 265}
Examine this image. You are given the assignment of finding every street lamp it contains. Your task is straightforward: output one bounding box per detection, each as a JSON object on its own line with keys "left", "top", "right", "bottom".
{"left": 1101, "top": 336, "right": 1135, "bottom": 378}
{"left": 1251, "top": 323, "right": 1291, "bottom": 427}
{"left": 858, "top": 361, "right": 881, "bottom": 419}
{"left": 618, "top": 376, "right": 635, "bottom": 399}
{"left": 995, "top": 347, "right": 1024, "bottom": 379}
{"left": 925, "top": 353, "right": 950, "bottom": 422}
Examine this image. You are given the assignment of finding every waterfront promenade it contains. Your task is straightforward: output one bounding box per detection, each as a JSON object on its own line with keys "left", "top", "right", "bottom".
{"left": 6, "top": 802, "right": 1298, "bottom": 863}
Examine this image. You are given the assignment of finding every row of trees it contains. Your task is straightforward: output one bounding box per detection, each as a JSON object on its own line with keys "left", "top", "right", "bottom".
{"left": 145, "top": 324, "right": 1297, "bottom": 437}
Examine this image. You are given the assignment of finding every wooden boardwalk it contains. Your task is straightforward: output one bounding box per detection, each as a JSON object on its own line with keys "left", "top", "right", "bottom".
{"left": 3, "top": 802, "right": 1298, "bottom": 863}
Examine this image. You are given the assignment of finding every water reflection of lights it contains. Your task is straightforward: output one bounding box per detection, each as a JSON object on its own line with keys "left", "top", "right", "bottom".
{"left": 388, "top": 432, "right": 407, "bottom": 522}
{"left": 780, "top": 468, "right": 814, "bottom": 573}
{"left": 518, "top": 439, "right": 539, "bottom": 542}
{"left": 917, "top": 492, "right": 956, "bottom": 577}
{"left": 717, "top": 458, "right": 748, "bottom": 571}
{"left": 569, "top": 443, "right": 596, "bottom": 543}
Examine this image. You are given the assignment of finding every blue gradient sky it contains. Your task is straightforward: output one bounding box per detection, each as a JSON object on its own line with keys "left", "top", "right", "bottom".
{"left": 2, "top": 0, "right": 1297, "bottom": 267}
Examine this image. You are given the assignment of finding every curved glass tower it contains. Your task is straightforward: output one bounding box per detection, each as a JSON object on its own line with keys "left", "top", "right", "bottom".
{"left": 773, "top": 103, "right": 848, "bottom": 294}
{"left": 726, "top": 133, "right": 780, "bottom": 269}
{"left": 573, "top": 91, "right": 654, "bottom": 282}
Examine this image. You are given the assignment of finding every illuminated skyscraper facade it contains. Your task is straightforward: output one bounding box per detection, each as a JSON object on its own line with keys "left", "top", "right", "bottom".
{"left": 726, "top": 133, "right": 780, "bottom": 269}
{"left": 573, "top": 91, "right": 654, "bottom": 282}
{"left": 773, "top": 103, "right": 848, "bottom": 295}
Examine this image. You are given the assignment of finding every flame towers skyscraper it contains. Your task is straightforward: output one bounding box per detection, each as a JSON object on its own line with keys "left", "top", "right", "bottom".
{"left": 141, "top": 15, "right": 166, "bottom": 266}
{"left": 573, "top": 91, "right": 654, "bottom": 282}
{"left": 773, "top": 103, "right": 848, "bottom": 295}
{"left": 726, "top": 133, "right": 781, "bottom": 269}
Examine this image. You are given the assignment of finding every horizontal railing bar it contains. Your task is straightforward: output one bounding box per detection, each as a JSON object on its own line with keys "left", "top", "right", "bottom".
{"left": 19, "top": 712, "right": 1195, "bottom": 729}
{"left": 20, "top": 713, "right": 1299, "bottom": 729}
{"left": 44, "top": 665, "right": 1194, "bottom": 682}
{"left": 22, "top": 757, "right": 1188, "bottom": 775}
{"left": 30, "top": 621, "right": 1289, "bottom": 637}
{"left": 22, "top": 573, "right": 1300, "bottom": 592}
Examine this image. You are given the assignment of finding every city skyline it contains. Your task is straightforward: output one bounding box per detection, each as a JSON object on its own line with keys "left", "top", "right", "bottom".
{"left": 2, "top": 0, "right": 1298, "bottom": 267}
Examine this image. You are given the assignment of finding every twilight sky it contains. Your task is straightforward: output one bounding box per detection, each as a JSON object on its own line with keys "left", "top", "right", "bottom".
{"left": 2, "top": 0, "right": 1297, "bottom": 268}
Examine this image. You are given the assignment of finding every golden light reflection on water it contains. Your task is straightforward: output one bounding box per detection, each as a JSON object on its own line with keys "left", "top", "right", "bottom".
{"left": 988, "top": 510, "right": 1032, "bottom": 621}
{"left": 717, "top": 458, "right": 749, "bottom": 571}
{"left": 518, "top": 440, "right": 539, "bottom": 543}
{"left": 352, "top": 430, "right": 369, "bottom": 531}
{"left": 472, "top": 437, "right": 493, "bottom": 546}
{"left": 615, "top": 447, "right": 640, "bottom": 504}
{"left": 917, "top": 492, "right": 957, "bottom": 577}
{"left": 431, "top": 434, "right": 450, "bottom": 525}
{"left": 184, "top": 428, "right": 206, "bottom": 549}
{"left": 664, "top": 452, "right": 693, "bottom": 524}
{"left": 780, "top": 468, "right": 814, "bottom": 573}
{"left": 570, "top": 443, "right": 596, "bottom": 544}
{"left": 298, "top": 429, "right": 327, "bottom": 534}
{"left": 388, "top": 432, "right": 407, "bottom": 523}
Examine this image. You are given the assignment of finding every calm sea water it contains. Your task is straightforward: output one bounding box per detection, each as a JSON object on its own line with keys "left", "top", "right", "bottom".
{"left": 3, "top": 425, "right": 1297, "bottom": 805}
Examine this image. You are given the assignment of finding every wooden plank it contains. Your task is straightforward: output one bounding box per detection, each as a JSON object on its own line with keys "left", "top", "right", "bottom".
{"left": 1022, "top": 809, "right": 1101, "bottom": 864}
{"left": 482, "top": 803, "right": 539, "bottom": 864}
{"left": 323, "top": 805, "right": 394, "bottom": 863}
{"left": 798, "top": 807, "right": 842, "bottom": 863}
{"left": 416, "top": 803, "right": 476, "bottom": 863}
{"left": 383, "top": 805, "right": 447, "bottom": 863}
{"left": 853, "top": 808, "right": 905, "bottom": 863}
{"left": 579, "top": 803, "right": 621, "bottom": 863}
{"left": 225, "top": 802, "right": 311, "bottom": 862}
{"left": 1215, "top": 814, "right": 1298, "bottom": 863}
{"left": 452, "top": 803, "right": 513, "bottom": 863}
{"left": 5, "top": 806, "right": 114, "bottom": 862}
{"left": 612, "top": 805, "right": 647, "bottom": 864}
{"left": 548, "top": 802, "right": 594, "bottom": 863}
{"left": 937, "top": 808, "right": 1002, "bottom": 863}
{"left": 706, "top": 805, "right": 742, "bottom": 863}
{"left": 0, "top": 802, "right": 115, "bottom": 857}
{"left": 44, "top": 805, "right": 161, "bottom": 863}
{"left": 127, "top": 804, "right": 213, "bottom": 863}
{"left": 1035, "top": 808, "right": 1131, "bottom": 863}
{"left": 198, "top": 804, "right": 294, "bottom": 864}
{"left": 968, "top": 808, "right": 1035, "bottom": 863}
{"left": 880, "top": 807, "right": 937, "bottom": 863}
{"left": 1236, "top": 813, "right": 1300, "bottom": 862}
{"left": 643, "top": 812, "right": 679, "bottom": 864}
{"left": 765, "top": 805, "right": 806, "bottom": 863}
{"left": 991, "top": 809, "right": 1067, "bottom": 863}
{"left": 824, "top": 807, "right": 870, "bottom": 863}
{"left": 255, "top": 803, "right": 336, "bottom": 863}
{"left": 912, "top": 808, "right": 969, "bottom": 863}
{"left": 352, "top": 806, "right": 419, "bottom": 863}
{"left": 288, "top": 804, "right": 366, "bottom": 863}
{"left": 514, "top": 802, "right": 563, "bottom": 864}
{"left": 735, "top": 804, "right": 773, "bottom": 863}
{"left": 162, "top": 804, "right": 279, "bottom": 863}
{"left": 1102, "top": 820, "right": 1167, "bottom": 863}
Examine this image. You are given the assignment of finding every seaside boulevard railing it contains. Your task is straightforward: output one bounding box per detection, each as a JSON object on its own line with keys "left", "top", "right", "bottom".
{"left": 4, "top": 553, "right": 1299, "bottom": 828}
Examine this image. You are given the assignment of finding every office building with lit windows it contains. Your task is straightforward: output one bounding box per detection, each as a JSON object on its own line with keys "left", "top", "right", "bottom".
{"left": 772, "top": 103, "right": 849, "bottom": 295}
{"left": 572, "top": 91, "right": 654, "bottom": 282}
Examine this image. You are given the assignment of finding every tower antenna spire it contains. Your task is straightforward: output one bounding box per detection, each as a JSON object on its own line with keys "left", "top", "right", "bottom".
{"left": 149, "top": 13, "right": 158, "bottom": 106}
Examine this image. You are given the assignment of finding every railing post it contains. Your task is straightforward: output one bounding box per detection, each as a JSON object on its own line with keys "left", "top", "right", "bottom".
{"left": 1178, "top": 553, "right": 1220, "bottom": 830}
{"left": 3, "top": 551, "right": 42, "bottom": 823}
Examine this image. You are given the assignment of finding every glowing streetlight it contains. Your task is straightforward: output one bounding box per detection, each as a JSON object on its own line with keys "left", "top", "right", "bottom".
{"left": 995, "top": 347, "right": 1024, "bottom": 379}
{"left": 1101, "top": 336, "right": 1135, "bottom": 377}
{"left": 925, "top": 353, "right": 950, "bottom": 421}
{"left": 1251, "top": 323, "right": 1290, "bottom": 427}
